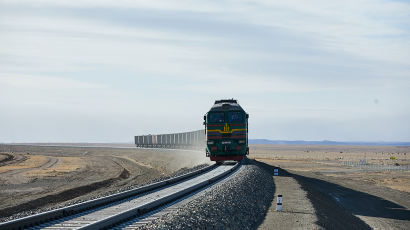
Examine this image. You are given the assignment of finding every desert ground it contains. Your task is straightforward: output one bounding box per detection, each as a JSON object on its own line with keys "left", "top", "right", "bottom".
{"left": 1, "top": 144, "right": 409, "bottom": 229}
{"left": 0, "top": 144, "right": 208, "bottom": 221}
{"left": 249, "top": 144, "right": 410, "bottom": 229}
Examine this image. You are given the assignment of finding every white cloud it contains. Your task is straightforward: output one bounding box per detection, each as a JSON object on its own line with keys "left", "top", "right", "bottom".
{"left": 0, "top": 0, "right": 409, "bottom": 142}
{"left": 236, "top": 0, "right": 410, "bottom": 65}
{"left": 0, "top": 0, "right": 223, "bottom": 12}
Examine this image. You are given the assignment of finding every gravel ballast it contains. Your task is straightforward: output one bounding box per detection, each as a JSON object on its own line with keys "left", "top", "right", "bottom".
{"left": 137, "top": 159, "right": 275, "bottom": 230}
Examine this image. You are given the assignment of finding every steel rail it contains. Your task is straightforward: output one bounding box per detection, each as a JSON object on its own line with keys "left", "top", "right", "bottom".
{"left": 0, "top": 163, "right": 240, "bottom": 230}
{"left": 0, "top": 163, "right": 217, "bottom": 230}
{"left": 77, "top": 163, "right": 239, "bottom": 230}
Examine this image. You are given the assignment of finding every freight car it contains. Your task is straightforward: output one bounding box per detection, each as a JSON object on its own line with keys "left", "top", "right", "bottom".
{"left": 134, "top": 130, "right": 205, "bottom": 149}
{"left": 204, "top": 99, "right": 249, "bottom": 162}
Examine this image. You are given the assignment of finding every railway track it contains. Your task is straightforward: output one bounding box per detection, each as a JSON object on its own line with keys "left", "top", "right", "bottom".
{"left": 0, "top": 162, "right": 240, "bottom": 230}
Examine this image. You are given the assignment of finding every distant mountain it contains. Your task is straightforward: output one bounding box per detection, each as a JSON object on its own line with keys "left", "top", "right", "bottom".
{"left": 248, "top": 139, "right": 410, "bottom": 146}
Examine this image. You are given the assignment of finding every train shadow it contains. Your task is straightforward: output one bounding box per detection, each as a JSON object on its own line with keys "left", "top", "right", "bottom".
{"left": 279, "top": 166, "right": 410, "bottom": 229}
{"left": 293, "top": 172, "right": 409, "bottom": 218}
{"left": 254, "top": 161, "right": 372, "bottom": 229}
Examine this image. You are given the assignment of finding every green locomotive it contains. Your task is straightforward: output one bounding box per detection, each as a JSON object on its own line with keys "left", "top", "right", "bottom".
{"left": 204, "top": 99, "right": 249, "bottom": 162}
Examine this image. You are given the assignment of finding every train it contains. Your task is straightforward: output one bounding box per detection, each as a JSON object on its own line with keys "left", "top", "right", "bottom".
{"left": 135, "top": 130, "right": 205, "bottom": 149}
{"left": 204, "top": 99, "right": 249, "bottom": 162}
{"left": 134, "top": 99, "right": 249, "bottom": 162}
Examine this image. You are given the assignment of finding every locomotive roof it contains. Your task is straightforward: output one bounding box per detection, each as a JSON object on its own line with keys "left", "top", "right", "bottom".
{"left": 208, "top": 99, "right": 245, "bottom": 112}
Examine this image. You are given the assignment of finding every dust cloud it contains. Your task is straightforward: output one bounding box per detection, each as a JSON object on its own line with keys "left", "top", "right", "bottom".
{"left": 162, "top": 148, "right": 210, "bottom": 172}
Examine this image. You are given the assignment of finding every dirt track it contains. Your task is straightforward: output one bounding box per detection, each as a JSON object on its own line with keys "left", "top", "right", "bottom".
{"left": 0, "top": 156, "right": 60, "bottom": 184}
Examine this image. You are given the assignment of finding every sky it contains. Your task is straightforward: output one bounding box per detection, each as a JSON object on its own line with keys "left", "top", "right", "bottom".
{"left": 0, "top": 0, "right": 409, "bottom": 143}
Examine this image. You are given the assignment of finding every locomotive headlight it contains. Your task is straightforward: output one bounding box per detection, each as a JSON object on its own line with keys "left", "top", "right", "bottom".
{"left": 238, "top": 140, "right": 245, "bottom": 144}
{"left": 207, "top": 141, "right": 214, "bottom": 145}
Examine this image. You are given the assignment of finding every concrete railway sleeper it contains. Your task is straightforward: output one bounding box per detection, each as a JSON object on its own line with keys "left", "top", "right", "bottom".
{"left": 0, "top": 163, "right": 240, "bottom": 230}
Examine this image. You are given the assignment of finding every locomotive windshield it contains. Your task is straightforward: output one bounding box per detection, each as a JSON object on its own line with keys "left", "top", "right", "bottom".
{"left": 228, "top": 111, "right": 243, "bottom": 123}
{"left": 209, "top": 112, "right": 225, "bottom": 123}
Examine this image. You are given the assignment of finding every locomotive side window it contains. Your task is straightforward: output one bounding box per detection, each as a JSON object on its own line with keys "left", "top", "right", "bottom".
{"left": 229, "top": 112, "right": 243, "bottom": 123}
{"left": 209, "top": 112, "right": 225, "bottom": 123}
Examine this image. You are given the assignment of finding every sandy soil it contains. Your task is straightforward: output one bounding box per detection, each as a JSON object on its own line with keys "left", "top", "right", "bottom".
{"left": 0, "top": 145, "right": 209, "bottom": 220}
{"left": 250, "top": 144, "right": 410, "bottom": 229}
{"left": 2, "top": 144, "right": 409, "bottom": 229}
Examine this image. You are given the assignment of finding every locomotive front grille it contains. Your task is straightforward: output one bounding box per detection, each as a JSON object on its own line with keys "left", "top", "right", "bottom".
{"left": 222, "top": 133, "right": 231, "bottom": 137}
